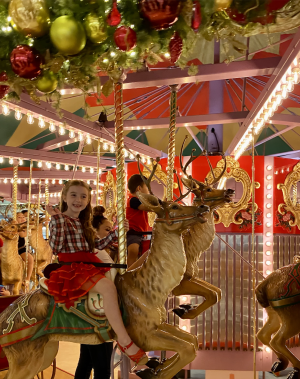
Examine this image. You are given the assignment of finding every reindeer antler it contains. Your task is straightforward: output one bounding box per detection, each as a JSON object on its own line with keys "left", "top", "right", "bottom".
{"left": 136, "top": 155, "right": 160, "bottom": 196}
{"left": 179, "top": 135, "right": 200, "bottom": 177}
{"left": 206, "top": 153, "right": 227, "bottom": 186}
{"left": 173, "top": 169, "right": 194, "bottom": 203}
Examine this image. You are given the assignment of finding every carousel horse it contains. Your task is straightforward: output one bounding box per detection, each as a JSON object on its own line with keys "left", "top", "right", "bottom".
{"left": 256, "top": 256, "right": 300, "bottom": 379}
{"left": 0, "top": 165, "right": 209, "bottom": 379}
{"left": 172, "top": 142, "right": 234, "bottom": 319}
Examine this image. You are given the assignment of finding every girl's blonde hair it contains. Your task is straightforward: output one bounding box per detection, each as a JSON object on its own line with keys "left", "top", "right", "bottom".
{"left": 60, "top": 180, "right": 95, "bottom": 251}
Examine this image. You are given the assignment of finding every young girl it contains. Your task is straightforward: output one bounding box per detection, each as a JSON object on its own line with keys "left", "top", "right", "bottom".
{"left": 46, "top": 180, "right": 147, "bottom": 366}
{"left": 75, "top": 206, "right": 114, "bottom": 379}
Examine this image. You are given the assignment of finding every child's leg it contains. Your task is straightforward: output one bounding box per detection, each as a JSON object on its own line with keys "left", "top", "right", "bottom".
{"left": 20, "top": 252, "right": 34, "bottom": 281}
{"left": 93, "top": 278, "right": 145, "bottom": 357}
{"left": 127, "top": 243, "right": 140, "bottom": 268}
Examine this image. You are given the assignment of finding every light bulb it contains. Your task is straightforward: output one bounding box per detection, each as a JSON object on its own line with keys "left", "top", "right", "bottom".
{"left": 24, "top": 179, "right": 28, "bottom": 184}
{"left": 266, "top": 269, "right": 271, "bottom": 275}
{"left": 78, "top": 133, "right": 83, "bottom": 141}
{"left": 10, "top": 178, "right": 13, "bottom": 184}
{"left": 0, "top": 156, "right": 3, "bottom": 163}
{"left": 147, "top": 158, "right": 151, "bottom": 165}
{"left": 110, "top": 145, "right": 115, "bottom": 153}
{"left": 87, "top": 180, "right": 90, "bottom": 185}
{"left": 265, "top": 347, "right": 271, "bottom": 353}
{"left": 103, "top": 143, "right": 108, "bottom": 151}
{"left": 265, "top": 250, "right": 271, "bottom": 256}
{"left": 45, "top": 179, "right": 49, "bottom": 184}
{"left": 2, "top": 104, "right": 10, "bottom": 115}
{"left": 82, "top": 167, "right": 86, "bottom": 173}
{"left": 266, "top": 175, "right": 272, "bottom": 180}
{"left": 164, "top": 52, "right": 170, "bottom": 58}
{"left": 27, "top": 113, "right": 34, "bottom": 124}
{"left": 266, "top": 213, "right": 272, "bottom": 218}
{"left": 52, "top": 179, "right": 55, "bottom": 184}
{"left": 181, "top": 325, "right": 187, "bottom": 331}
{"left": 142, "top": 157, "right": 146, "bottom": 163}
{"left": 37, "top": 161, "right": 42, "bottom": 168}
{"left": 50, "top": 193, "right": 53, "bottom": 197}
{"left": 19, "top": 159, "right": 23, "bottom": 165}
{"left": 90, "top": 167, "right": 94, "bottom": 174}
{"left": 38, "top": 117, "right": 45, "bottom": 128}
{"left": 46, "top": 161, "right": 51, "bottom": 168}
{"left": 49, "top": 123, "right": 56, "bottom": 132}
{"left": 266, "top": 241, "right": 271, "bottom": 247}
{"left": 3, "top": 178, "right": 7, "bottom": 184}
{"left": 266, "top": 194, "right": 272, "bottom": 199}
{"left": 32, "top": 179, "right": 35, "bottom": 184}
{"left": 266, "top": 232, "right": 271, "bottom": 237}
{"left": 267, "top": 184, "right": 272, "bottom": 190}
{"left": 129, "top": 153, "right": 134, "bottom": 160}
{"left": 59, "top": 126, "right": 65, "bottom": 135}
{"left": 94, "top": 180, "right": 97, "bottom": 185}
{"left": 15, "top": 109, "right": 22, "bottom": 120}
{"left": 69, "top": 130, "right": 75, "bottom": 138}
{"left": 56, "top": 163, "right": 60, "bottom": 170}
{"left": 110, "top": 52, "right": 116, "bottom": 57}
{"left": 9, "top": 157, "right": 13, "bottom": 164}
{"left": 17, "top": 178, "right": 21, "bottom": 183}
{"left": 266, "top": 222, "right": 271, "bottom": 228}
{"left": 266, "top": 203, "right": 272, "bottom": 209}
{"left": 98, "top": 168, "right": 102, "bottom": 175}
{"left": 124, "top": 150, "right": 128, "bottom": 158}
{"left": 65, "top": 164, "right": 69, "bottom": 171}
{"left": 265, "top": 260, "right": 271, "bottom": 266}
{"left": 59, "top": 179, "right": 62, "bottom": 184}
{"left": 86, "top": 135, "right": 92, "bottom": 144}
{"left": 266, "top": 165, "right": 272, "bottom": 171}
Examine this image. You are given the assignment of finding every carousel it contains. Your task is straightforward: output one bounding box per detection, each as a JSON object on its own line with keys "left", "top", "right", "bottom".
{"left": 0, "top": 0, "right": 300, "bottom": 378}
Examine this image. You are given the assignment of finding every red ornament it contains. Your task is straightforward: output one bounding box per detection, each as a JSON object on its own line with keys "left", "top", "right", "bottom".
{"left": 139, "top": 0, "right": 180, "bottom": 30}
{"left": 169, "top": 31, "right": 182, "bottom": 64}
{"left": 226, "top": 7, "right": 247, "bottom": 24}
{"left": 114, "top": 26, "right": 137, "bottom": 51}
{"left": 192, "top": 1, "right": 201, "bottom": 30}
{"left": 267, "top": 0, "right": 290, "bottom": 12}
{"left": 10, "top": 45, "right": 43, "bottom": 79}
{"left": 107, "top": 1, "right": 121, "bottom": 26}
{"left": 0, "top": 72, "right": 9, "bottom": 99}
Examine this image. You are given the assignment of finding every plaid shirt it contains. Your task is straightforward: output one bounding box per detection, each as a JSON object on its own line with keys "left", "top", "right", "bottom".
{"left": 49, "top": 214, "right": 118, "bottom": 255}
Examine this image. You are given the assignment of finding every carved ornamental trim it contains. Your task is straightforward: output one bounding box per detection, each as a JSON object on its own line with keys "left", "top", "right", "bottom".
{"left": 101, "top": 171, "right": 116, "bottom": 221}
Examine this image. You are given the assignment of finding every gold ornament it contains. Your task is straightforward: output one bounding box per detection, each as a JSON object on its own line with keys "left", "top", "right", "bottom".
{"left": 36, "top": 71, "right": 58, "bottom": 93}
{"left": 214, "top": 0, "right": 233, "bottom": 11}
{"left": 9, "top": 0, "right": 50, "bottom": 37}
{"left": 84, "top": 13, "right": 107, "bottom": 44}
{"left": 50, "top": 16, "right": 86, "bottom": 55}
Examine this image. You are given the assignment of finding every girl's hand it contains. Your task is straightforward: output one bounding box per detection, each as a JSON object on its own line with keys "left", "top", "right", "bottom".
{"left": 124, "top": 219, "right": 129, "bottom": 233}
{"left": 46, "top": 205, "right": 61, "bottom": 216}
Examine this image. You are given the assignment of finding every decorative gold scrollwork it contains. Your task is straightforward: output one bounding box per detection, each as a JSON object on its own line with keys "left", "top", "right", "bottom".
{"left": 277, "top": 162, "right": 300, "bottom": 229}
{"left": 205, "top": 157, "right": 260, "bottom": 227}
{"left": 101, "top": 171, "right": 116, "bottom": 222}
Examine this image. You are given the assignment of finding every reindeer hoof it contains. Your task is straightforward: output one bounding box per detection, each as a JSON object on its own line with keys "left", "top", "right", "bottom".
{"left": 146, "top": 358, "right": 160, "bottom": 370}
{"left": 271, "top": 360, "right": 286, "bottom": 373}
{"left": 135, "top": 368, "right": 157, "bottom": 379}
{"left": 172, "top": 308, "right": 187, "bottom": 318}
{"left": 287, "top": 368, "right": 299, "bottom": 379}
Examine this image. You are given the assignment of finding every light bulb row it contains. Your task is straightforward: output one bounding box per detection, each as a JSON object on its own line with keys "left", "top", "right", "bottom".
{"left": 234, "top": 56, "right": 300, "bottom": 160}
{"left": 264, "top": 163, "right": 274, "bottom": 276}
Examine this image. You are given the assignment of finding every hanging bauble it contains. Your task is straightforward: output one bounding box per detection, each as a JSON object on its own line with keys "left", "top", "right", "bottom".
{"left": 50, "top": 16, "right": 86, "bottom": 55}
{"left": 139, "top": 0, "right": 181, "bottom": 30}
{"left": 213, "top": 0, "right": 232, "bottom": 11}
{"left": 226, "top": 7, "right": 246, "bottom": 24}
{"left": 191, "top": 1, "right": 201, "bottom": 30}
{"left": 114, "top": 26, "right": 136, "bottom": 52}
{"left": 169, "top": 31, "right": 182, "bottom": 64}
{"left": 107, "top": 1, "right": 121, "bottom": 26}
{"left": 36, "top": 71, "right": 58, "bottom": 93}
{"left": 8, "top": 0, "right": 50, "bottom": 37}
{"left": 85, "top": 13, "right": 107, "bottom": 44}
{"left": 10, "top": 45, "right": 43, "bottom": 79}
{"left": 0, "top": 72, "right": 9, "bottom": 99}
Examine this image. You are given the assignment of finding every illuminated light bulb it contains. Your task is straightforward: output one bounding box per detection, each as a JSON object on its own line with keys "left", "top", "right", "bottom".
{"left": 110, "top": 145, "right": 115, "bottom": 153}
{"left": 27, "top": 113, "right": 34, "bottom": 124}
{"left": 266, "top": 242, "right": 271, "bottom": 247}
{"left": 10, "top": 178, "right": 13, "bottom": 184}
{"left": 265, "top": 250, "right": 271, "bottom": 256}
{"left": 58, "top": 179, "right": 62, "bottom": 184}
{"left": 15, "top": 109, "right": 22, "bottom": 120}
{"left": 147, "top": 158, "right": 151, "bottom": 165}
{"left": 56, "top": 163, "right": 60, "bottom": 170}
{"left": 24, "top": 178, "right": 28, "bottom": 184}
{"left": 267, "top": 194, "right": 272, "bottom": 199}
{"left": 3, "top": 178, "right": 7, "bottom": 184}
{"left": 142, "top": 157, "right": 146, "bottom": 163}
{"left": 38, "top": 117, "right": 45, "bottom": 128}
{"left": 65, "top": 164, "right": 69, "bottom": 171}
{"left": 265, "top": 347, "right": 272, "bottom": 353}
{"left": 82, "top": 167, "right": 86, "bottom": 173}
{"left": 129, "top": 153, "right": 134, "bottom": 160}
{"left": 103, "top": 58, "right": 108, "bottom": 63}
{"left": 86, "top": 135, "right": 92, "bottom": 144}
{"left": 87, "top": 180, "right": 90, "bottom": 185}
{"left": 52, "top": 179, "right": 55, "bottom": 184}
{"left": 58, "top": 126, "right": 65, "bottom": 135}
{"left": 164, "top": 52, "right": 170, "bottom": 58}
{"left": 266, "top": 260, "right": 271, "bottom": 266}
{"left": 103, "top": 143, "right": 108, "bottom": 151}
{"left": 78, "top": 133, "right": 83, "bottom": 141}
{"left": 69, "top": 130, "right": 75, "bottom": 138}
{"left": 19, "top": 158, "right": 23, "bottom": 165}
{"left": 130, "top": 51, "right": 136, "bottom": 57}
{"left": 182, "top": 296, "right": 188, "bottom": 302}
{"left": 98, "top": 168, "right": 102, "bottom": 175}
{"left": 17, "top": 178, "right": 21, "bottom": 183}
{"left": 266, "top": 232, "right": 272, "bottom": 237}
{"left": 275, "top": 171, "right": 278, "bottom": 175}
{"left": 266, "top": 269, "right": 271, "bottom": 275}
{"left": 46, "top": 161, "right": 51, "bottom": 168}
{"left": 266, "top": 175, "right": 272, "bottom": 180}
{"left": 0, "top": 156, "right": 3, "bottom": 163}
{"left": 32, "top": 179, "right": 35, "bottom": 184}
{"left": 45, "top": 179, "right": 49, "bottom": 184}
{"left": 267, "top": 184, "right": 272, "bottom": 190}
{"left": 2, "top": 104, "right": 10, "bottom": 115}
{"left": 50, "top": 193, "right": 53, "bottom": 197}
{"left": 266, "top": 213, "right": 272, "bottom": 218}
{"left": 124, "top": 150, "right": 128, "bottom": 158}
{"left": 49, "top": 123, "right": 56, "bottom": 132}
{"left": 90, "top": 167, "right": 94, "bottom": 174}
{"left": 181, "top": 325, "right": 187, "bottom": 331}
{"left": 266, "top": 165, "right": 272, "bottom": 171}
{"left": 292, "top": 67, "right": 300, "bottom": 84}
{"left": 266, "top": 222, "right": 271, "bottom": 228}
{"left": 9, "top": 157, "right": 13, "bottom": 164}
{"left": 94, "top": 180, "right": 97, "bottom": 185}
{"left": 110, "top": 51, "right": 116, "bottom": 57}
{"left": 281, "top": 84, "right": 288, "bottom": 99}
{"left": 266, "top": 203, "right": 272, "bottom": 209}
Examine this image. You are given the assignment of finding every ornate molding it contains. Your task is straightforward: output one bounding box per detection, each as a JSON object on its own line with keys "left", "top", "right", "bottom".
{"left": 277, "top": 162, "right": 300, "bottom": 229}
{"left": 205, "top": 157, "right": 260, "bottom": 228}
{"left": 101, "top": 171, "right": 116, "bottom": 222}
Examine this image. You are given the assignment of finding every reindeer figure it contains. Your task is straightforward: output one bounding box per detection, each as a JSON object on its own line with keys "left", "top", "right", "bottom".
{"left": 255, "top": 256, "right": 300, "bottom": 379}
{"left": 0, "top": 159, "right": 209, "bottom": 379}
{"left": 172, "top": 139, "right": 234, "bottom": 319}
{"left": 0, "top": 221, "right": 24, "bottom": 295}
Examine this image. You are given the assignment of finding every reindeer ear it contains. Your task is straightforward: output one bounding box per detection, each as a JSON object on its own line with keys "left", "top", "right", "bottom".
{"left": 181, "top": 177, "right": 198, "bottom": 190}
{"left": 136, "top": 192, "right": 164, "bottom": 216}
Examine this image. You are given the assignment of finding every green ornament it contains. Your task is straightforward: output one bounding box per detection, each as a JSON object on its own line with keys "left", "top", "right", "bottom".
{"left": 84, "top": 13, "right": 107, "bottom": 44}
{"left": 36, "top": 71, "right": 58, "bottom": 93}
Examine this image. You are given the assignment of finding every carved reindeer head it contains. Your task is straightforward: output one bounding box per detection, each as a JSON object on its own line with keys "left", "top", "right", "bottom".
{"left": 179, "top": 137, "right": 234, "bottom": 211}
{"left": 136, "top": 155, "right": 209, "bottom": 233}
{"left": 0, "top": 221, "right": 20, "bottom": 240}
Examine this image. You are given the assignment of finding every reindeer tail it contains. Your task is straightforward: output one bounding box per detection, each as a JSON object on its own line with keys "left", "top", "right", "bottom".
{"left": 255, "top": 278, "right": 270, "bottom": 308}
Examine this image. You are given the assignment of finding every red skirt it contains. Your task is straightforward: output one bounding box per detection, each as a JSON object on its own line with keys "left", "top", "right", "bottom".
{"left": 45, "top": 252, "right": 111, "bottom": 309}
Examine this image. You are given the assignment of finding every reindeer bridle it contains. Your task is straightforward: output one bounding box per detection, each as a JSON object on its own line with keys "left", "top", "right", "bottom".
{"left": 155, "top": 206, "right": 205, "bottom": 225}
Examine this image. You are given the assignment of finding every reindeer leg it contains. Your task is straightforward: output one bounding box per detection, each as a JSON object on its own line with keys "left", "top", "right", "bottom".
{"left": 12, "top": 281, "right": 21, "bottom": 295}
{"left": 256, "top": 306, "right": 284, "bottom": 372}
{"left": 173, "top": 278, "right": 220, "bottom": 319}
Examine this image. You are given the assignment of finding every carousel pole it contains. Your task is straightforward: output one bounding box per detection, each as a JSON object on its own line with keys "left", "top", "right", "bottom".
{"left": 114, "top": 73, "right": 127, "bottom": 274}
{"left": 12, "top": 163, "right": 18, "bottom": 220}
{"left": 96, "top": 139, "right": 101, "bottom": 206}
{"left": 45, "top": 181, "right": 49, "bottom": 239}
{"left": 25, "top": 159, "right": 33, "bottom": 293}
{"left": 166, "top": 85, "right": 179, "bottom": 202}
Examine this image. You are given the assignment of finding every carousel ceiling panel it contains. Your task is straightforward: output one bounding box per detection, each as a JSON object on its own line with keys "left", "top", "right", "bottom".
{"left": 255, "top": 126, "right": 294, "bottom": 156}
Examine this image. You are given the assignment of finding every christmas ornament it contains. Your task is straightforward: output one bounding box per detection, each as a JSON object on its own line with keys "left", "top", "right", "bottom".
{"left": 10, "top": 45, "right": 43, "bottom": 79}
{"left": 9, "top": 0, "right": 50, "bottom": 37}
{"left": 36, "top": 71, "right": 58, "bottom": 93}
{"left": 139, "top": 0, "right": 181, "bottom": 30}
{"left": 50, "top": 16, "right": 86, "bottom": 55}
{"left": 85, "top": 13, "right": 107, "bottom": 44}
{"left": 214, "top": 0, "right": 232, "bottom": 11}
{"left": 107, "top": 1, "right": 121, "bottom": 26}
{"left": 169, "top": 32, "right": 182, "bottom": 64}
{"left": 226, "top": 7, "right": 246, "bottom": 24}
{"left": 114, "top": 26, "right": 136, "bottom": 52}
{"left": 192, "top": 1, "right": 201, "bottom": 30}
{"left": 0, "top": 72, "right": 9, "bottom": 99}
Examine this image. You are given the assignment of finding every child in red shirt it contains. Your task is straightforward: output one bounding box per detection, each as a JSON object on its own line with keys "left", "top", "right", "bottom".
{"left": 126, "top": 174, "right": 151, "bottom": 268}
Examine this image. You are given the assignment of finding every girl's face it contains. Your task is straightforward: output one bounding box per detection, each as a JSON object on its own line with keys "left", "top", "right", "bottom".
{"left": 16, "top": 213, "right": 26, "bottom": 224}
{"left": 98, "top": 219, "right": 112, "bottom": 239}
{"left": 63, "top": 185, "right": 90, "bottom": 217}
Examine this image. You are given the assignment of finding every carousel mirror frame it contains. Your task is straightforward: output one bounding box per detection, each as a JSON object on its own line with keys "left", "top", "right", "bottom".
{"left": 205, "top": 156, "right": 260, "bottom": 227}
{"left": 277, "top": 162, "right": 300, "bottom": 229}
{"left": 101, "top": 171, "right": 117, "bottom": 222}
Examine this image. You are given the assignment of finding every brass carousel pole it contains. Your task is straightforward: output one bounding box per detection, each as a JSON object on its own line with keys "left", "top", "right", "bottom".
{"left": 12, "top": 163, "right": 18, "bottom": 220}
{"left": 25, "top": 159, "right": 33, "bottom": 293}
{"left": 96, "top": 139, "right": 101, "bottom": 206}
{"left": 33, "top": 180, "right": 41, "bottom": 288}
{"left": 166, "top": 85, "right": 179, "bottom": 202}
{"left": 114, "top": 74, "right": 127, "bottom": 274}
{"left": 45, "top": 181, "right": 49, "bottom": 240}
